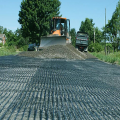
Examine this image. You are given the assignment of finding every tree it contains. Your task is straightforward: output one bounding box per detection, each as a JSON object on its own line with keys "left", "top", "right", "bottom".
{"left": 14, "top": 28, "right": 29, "bottom": 48}
{"left": 18, "top": 0, "right": 61, "bottom": 43}
{"left": 3, "top": 28, "right": 8, "bottom": 35}
{"left": 70, "top": 28, "right": 76, "bottom": 47}
{"left": 79, "top": 18, "right": 95, "bottom": 44}
{"left": 5, "top": 30, "right": 16, "bottom": 46}
{"left": 95, "top": 27, "right": 103, "bottom": 43}
{"left": 0, "top": 26, "right": 4, "bottom": 34}
{"left": 104, "top": 0, "right": 120, "bottom": 51}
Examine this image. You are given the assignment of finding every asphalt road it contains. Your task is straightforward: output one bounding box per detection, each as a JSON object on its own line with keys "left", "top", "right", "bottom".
{"left": 0, "top": 55, "right": 120, "bottom": 120}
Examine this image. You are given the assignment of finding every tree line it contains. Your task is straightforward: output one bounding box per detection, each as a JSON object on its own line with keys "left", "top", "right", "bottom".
{"left": 1, "top": 0, "right": 120, "bottom": 52}
{"left": 70, "top": 18, "right": 103, "bottom": 52}
{"left": 71, "top": 0, "right": 120, "bottom": 52}
{"left": 0, "top": 26, "right": 29, "bottom": 48}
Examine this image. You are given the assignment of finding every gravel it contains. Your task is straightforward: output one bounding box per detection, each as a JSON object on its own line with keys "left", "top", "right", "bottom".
{"left": 0, "top": 56, "right": 120, "bottom": 119}
{"left": 18, "top": 44, "right": 96, "bottom": 60}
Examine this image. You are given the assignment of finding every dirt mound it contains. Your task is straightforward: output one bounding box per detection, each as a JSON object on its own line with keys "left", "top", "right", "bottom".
{"left": 18, "top": 44, "right": 96, "bottom": 60}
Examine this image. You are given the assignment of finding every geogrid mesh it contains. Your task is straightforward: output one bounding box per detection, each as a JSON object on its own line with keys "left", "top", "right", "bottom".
{"left": 0, "top": 56, "right": 120, "bottom": 120}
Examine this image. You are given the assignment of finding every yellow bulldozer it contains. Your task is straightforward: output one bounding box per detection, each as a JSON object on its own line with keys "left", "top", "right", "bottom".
{"left": 39, "top": 17, "right": 71, "bottom": 48}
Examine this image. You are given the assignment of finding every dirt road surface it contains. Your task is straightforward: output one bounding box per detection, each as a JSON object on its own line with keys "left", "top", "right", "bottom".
{"left": 1, "top": 44, "right": 120, "bottom": 119}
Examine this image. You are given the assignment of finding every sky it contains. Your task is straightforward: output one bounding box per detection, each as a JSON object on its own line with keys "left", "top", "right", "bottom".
{"left": 0, "top": 0, "right": 119, "bottom": 32}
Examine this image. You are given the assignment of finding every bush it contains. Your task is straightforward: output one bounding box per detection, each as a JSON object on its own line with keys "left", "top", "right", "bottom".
{"left": 4, "top": 42, "right": 8, "bottom": 47}
{"left": 88, "top": 42, "right": 103, "bottom": 52}
{"left": 0, "top": 43, "right": 3, "bottom": 47}
{"left": 19, "top": 45, "right": 28, "bottom": 51}
{"left": 88, "top": 43, "right": 95, "bottom": 52}
{"left": 7, "top": 46, "right": 16, "bottom": 52}
{"left": 109, "top": 57, "right": 116, "bottom": 63}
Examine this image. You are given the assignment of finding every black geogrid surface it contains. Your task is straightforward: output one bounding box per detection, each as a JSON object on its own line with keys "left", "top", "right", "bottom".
{"left": 0, "top": 55, "right": 120, "bottom": 120}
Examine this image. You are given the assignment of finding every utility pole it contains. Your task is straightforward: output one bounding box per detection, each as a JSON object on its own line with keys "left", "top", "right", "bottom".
{"left": 94, "top": 27, "right": 95, "bottom": 43}
{"left": 105, "top": 8, "right": 107, "bottom": 55}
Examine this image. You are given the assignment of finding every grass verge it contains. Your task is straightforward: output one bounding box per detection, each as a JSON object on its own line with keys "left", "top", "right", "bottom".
{"left": 90, "top": 51, "right": 120, "bottom": 65}
{"left": 0, "top": 46, "right": 20, "bottom": 56}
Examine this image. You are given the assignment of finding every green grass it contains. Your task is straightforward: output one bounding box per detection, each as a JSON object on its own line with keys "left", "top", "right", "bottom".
{"left": 90, "top": 51, "right": 120, "bottom": 65}
{"left": 0, "top": 46, "right": 19, "bottom": 56}
{"left": 0, "top": 45, "right": 28, "bottom": 56}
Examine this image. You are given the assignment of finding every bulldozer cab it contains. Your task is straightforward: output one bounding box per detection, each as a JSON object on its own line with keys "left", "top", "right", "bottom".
{"left": 51, "top": 17, "right": 70, "bottom": 37}
{"left": 54, "top": 19, "right": 64, "bottom": 30}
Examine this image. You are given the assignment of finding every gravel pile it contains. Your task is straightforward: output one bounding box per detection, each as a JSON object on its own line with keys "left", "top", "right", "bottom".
{"left": 18, "top": 44, "right": 96, "bottom": 60}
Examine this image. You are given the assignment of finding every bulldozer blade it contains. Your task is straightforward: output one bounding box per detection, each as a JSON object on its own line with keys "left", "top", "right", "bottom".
{"left": 40, "top": 36, "right": 66, "bottom": 48}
